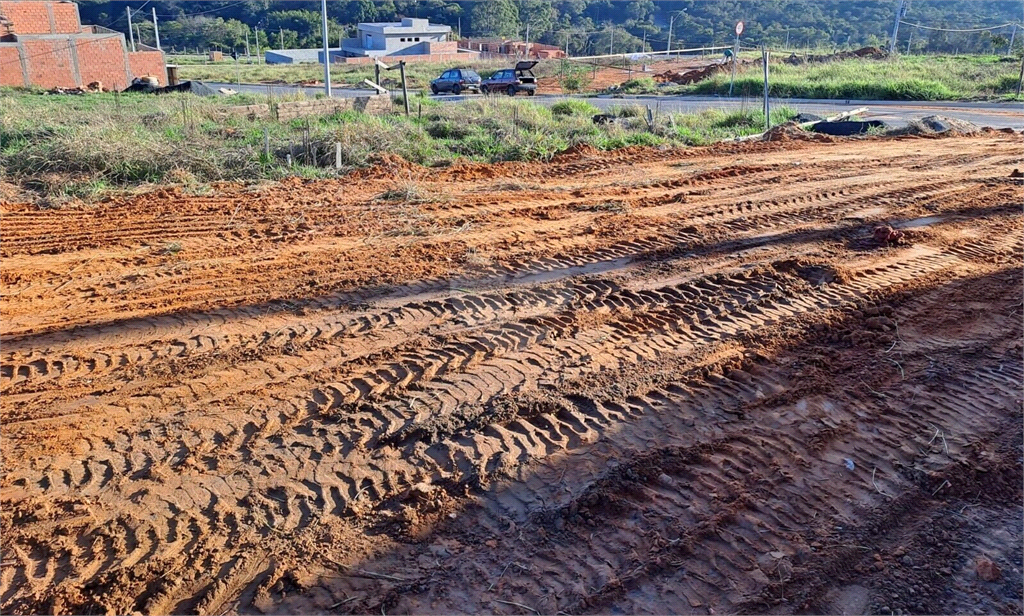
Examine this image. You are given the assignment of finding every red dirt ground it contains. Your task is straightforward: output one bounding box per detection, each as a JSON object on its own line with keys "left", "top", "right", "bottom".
{"left": 2, "top": 133, "right": 1022, "bottom": 615}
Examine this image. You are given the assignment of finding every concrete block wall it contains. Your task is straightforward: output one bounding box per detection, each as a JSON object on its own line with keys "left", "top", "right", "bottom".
{"left": 223, "top": 95, "right": 392, "bottom": 122}
{"left": 333, "top": 52, "right": 463, "bottom": 65}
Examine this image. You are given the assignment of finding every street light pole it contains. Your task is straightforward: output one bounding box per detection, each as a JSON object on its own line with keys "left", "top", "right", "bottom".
{"left": 152, "top": 7, "right": 161, "bottom": 51}
{"left": 320, "top": 0, "right": 332, "bottom": 97}
{"left": 127, "top": 7, "right": 136, "bottom": 52}
{"left": 667, "top": 14, "right": 673, "bottom": 55}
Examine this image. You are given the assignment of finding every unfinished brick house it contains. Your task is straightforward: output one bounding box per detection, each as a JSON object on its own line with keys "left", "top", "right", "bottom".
{"left": 0, "top": 0, "right": 165, "bottom": 90}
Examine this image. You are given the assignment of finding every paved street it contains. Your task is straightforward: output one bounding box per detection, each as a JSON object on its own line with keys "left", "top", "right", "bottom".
{"left": 200, "top": 80, "right": 1024, "bottom": 129}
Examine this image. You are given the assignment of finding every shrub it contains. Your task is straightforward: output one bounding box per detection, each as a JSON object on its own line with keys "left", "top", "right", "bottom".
{"left": 550, "top": 99, "right": 601, "bottom": 117}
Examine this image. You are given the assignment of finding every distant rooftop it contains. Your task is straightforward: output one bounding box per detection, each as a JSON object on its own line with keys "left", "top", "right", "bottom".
{"left": 358, "top": 17, "right": 450, "bottom": 35}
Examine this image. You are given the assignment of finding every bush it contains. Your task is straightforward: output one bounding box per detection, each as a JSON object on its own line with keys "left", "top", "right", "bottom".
{"left": 550, "top": 99, "right": 601, "bottom": 117}
{"left": 616, "top": 76, "right": 659, "bottom": 94}
{"left": 558, "top": 62, "right": 594, "bottom": 93}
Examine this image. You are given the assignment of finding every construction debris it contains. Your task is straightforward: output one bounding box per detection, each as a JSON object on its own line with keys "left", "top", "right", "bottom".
{"left": 785, "top": 46, "right": 887, "bottom": 65}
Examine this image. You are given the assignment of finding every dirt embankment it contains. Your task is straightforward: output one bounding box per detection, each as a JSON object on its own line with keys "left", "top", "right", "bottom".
{"left": 1, "top": 133, "right": 1022, "bottom": 615}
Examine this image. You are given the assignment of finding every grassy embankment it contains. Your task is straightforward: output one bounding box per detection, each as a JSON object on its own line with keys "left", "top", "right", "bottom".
{"left": 613, "top": 54, "right": 1024, "bottom": 100}
{"left": 0, "top": 88, "right": 793, "bottom": 202}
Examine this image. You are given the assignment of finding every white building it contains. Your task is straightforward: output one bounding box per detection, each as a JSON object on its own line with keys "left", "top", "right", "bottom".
{"left": 338, "top": 17, "right": 453, "bottom": 58}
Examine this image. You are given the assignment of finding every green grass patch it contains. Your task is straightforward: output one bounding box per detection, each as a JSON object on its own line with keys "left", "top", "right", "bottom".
{"left": 550, "top": 99, "right": 600, "bottom": 117}
{"left": 678, "top": 54, "right": 1022, "bottom": 101}
{"left": 1, "top": 88, "right": 797, "bottom": 202}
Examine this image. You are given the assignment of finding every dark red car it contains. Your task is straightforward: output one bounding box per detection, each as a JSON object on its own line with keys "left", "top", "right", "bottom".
{"left": 481, "top": 61, "right": 538, "bottom": 96}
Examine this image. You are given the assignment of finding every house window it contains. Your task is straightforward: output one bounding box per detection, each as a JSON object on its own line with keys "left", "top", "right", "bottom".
{"left": 414, "top": 37, "right": 420, "bottom": 41}
{"left": 400, "top": 38, "right": 405, "bottom": 42}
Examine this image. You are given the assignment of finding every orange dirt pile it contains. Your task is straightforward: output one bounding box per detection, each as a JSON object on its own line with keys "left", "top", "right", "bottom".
{"left": 537, "top": 56, "right": 723, "bottom": 93}
{"left": 2, "top": 134, "right": 1023, "bottom": 616}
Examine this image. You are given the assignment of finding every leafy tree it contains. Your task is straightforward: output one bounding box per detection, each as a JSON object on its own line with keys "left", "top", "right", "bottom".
{"left": 470, "top": 0, "right": 520, "bottom": 38}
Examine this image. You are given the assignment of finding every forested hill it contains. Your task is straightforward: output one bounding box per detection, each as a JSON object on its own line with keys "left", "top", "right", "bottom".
{"left": 74, "top": 0, "right": 1024, "bottom": 56}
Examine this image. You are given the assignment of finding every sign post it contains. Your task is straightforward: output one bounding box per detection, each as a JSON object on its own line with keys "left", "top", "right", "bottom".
{"left": 729, "top": 21, "right": 743, "bottom": 96}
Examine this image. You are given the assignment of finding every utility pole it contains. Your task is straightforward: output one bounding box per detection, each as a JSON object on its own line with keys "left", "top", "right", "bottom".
{"left": 762, "top": 45, "right": 770, "bottom": 130}
{"left": 889, "top": 0, "right": 906, "bottom": 54}
{"left": 729, "top": 29, "right": 740, "bottom": 96}
{"left": 136, "top": 24, "right": 142, "bottom": 49}
{"left": 642, "top": 30, "right": 647, "bottom": 52}
{"left": 609, "top": 27, "right": 614, "bottom": 55}
{"left": 127, "top": 7, "right": 135, "bottom": 52}
{"left": 565, "top": 30, "right": 570, "bottom": 56}
{"left": 245, "top": 28, "right": 250, "bottom": 59}
{"left": 1009, "top": 24, "right": 1017, "bottom": 56}
{"left": 906, "top": 29, "right": 913, "bottom": 54}
{"left": 458, "top": 17, "right": 461, "bottom": 39}
{"left": 525, "top": 23, "right": 530, "bottom": 58}
{"left": 667, "top": 14, "right": 674, "bottom": 55}
{"left": 152, "top": 7, "right": 160, "bottom": 51}
{"left": 320, "top": 0, "right": 331, "bottom": 97}
{"left": 280, "top": 27, "right": 284, "bottom": 50}
{"left": 1017, "top": 51, "right": 1023, "bottom": 97}
{"left": 255, "top": 27, "right": 261, "bottom": 64}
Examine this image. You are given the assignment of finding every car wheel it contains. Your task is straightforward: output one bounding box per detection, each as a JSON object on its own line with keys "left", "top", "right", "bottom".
{"left": 431, "top": 85, "right": 438, "bottom": 95}
{"left": 453, "top": 84, "right": 462, "bottom": 95}
{"left": 507, "top": 85, "right": 516, "bottom": 97}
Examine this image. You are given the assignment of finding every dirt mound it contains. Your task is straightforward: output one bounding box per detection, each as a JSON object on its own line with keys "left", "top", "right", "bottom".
{"left": 552, "top": 142, "right": 602, "bottom": 160}
{"left": 903, "top": 115, "right": 981, "bottom": 136}
{"left": 785, "top": 46, "right": 887, "bottom": 64}
{"left": 350, "top": 152, "right": 423, "bottom": 180}
{"left": 654, "top": 62, "right": 727, "bottom": 85}
{"left": 763, "top": 121, "right": 837, "bottom": 143}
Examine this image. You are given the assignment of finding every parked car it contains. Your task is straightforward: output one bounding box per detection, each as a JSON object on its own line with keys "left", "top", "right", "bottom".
{"left": 430, "top": 68, "right": 482, "bottom": 95}
{"left": 481, "top": 61, "right": 538, "bottom": 96}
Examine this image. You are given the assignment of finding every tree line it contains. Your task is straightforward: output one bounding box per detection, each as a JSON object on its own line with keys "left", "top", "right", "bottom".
{"left": 76, "top": 0, "right": 1024, "bottom": 56}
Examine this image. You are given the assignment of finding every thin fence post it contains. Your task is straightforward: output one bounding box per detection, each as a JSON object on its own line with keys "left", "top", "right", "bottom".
{"left": 335, "top": 142, "right": 342, "bottom": 170}
{"left": 264, "top": 128, "right": 270, "bottom": 160}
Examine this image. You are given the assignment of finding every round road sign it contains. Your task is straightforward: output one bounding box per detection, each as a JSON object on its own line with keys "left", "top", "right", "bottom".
{"left": 735, "top": 21, "right": 745, "bottom": 36}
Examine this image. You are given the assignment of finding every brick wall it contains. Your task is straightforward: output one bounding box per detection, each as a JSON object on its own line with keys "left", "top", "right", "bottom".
{"left": 22, "top": 38, "right": 74, "bottom": 87}
{"left": 426, "top": 41, "right": 458, "bottom": 54}
{"left": 0, "top": 44, "right": 25, "bottom": 85}
{"left": 128, "top": 49, "right": 165, "bottom": 83}
{"left": 76, "top": 35, "right": 128, "bottom": 89}
{"left": 0, "top": 1, "right": 52, "bottom": 34}
{"left": 50, "top": 1, "right": 78, "bottom": 33}
{"left": 0, "top": 2, "right": 161, "bottom": 90}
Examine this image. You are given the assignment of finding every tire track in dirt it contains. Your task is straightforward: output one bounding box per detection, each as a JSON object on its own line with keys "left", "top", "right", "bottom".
{"left": 256, "top": 267, "right": 1022, "bottom": 616}
{"left": 2, "top": 231, "right": 1017, "bottom": 615}
{"left": 2, "top": 174, "right": 1014, "bottom": 394}
{"left": 1, "top": 133, "right": 1021, "bottom": 615}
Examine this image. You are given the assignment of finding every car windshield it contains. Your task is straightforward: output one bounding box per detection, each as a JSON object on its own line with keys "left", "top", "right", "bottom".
{"left": 463, "top": 70, "right": 481, "bottom": 81}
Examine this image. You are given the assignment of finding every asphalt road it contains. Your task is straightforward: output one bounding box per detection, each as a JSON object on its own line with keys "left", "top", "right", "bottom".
{"left": 200, "top": 80, "right": 1024, "bottom": 130}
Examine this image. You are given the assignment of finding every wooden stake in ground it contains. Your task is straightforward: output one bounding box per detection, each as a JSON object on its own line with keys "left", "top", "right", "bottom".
{"left": 400, "top": 61, "right": 409, "bottom": 117}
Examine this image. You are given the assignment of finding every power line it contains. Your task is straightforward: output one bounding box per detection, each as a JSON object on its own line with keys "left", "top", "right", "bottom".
{"left": 155, "top": 1, "right": 250, "bottom": 19}
{"left": 899, "top": 20, "right": 1021, "bottom": 33}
